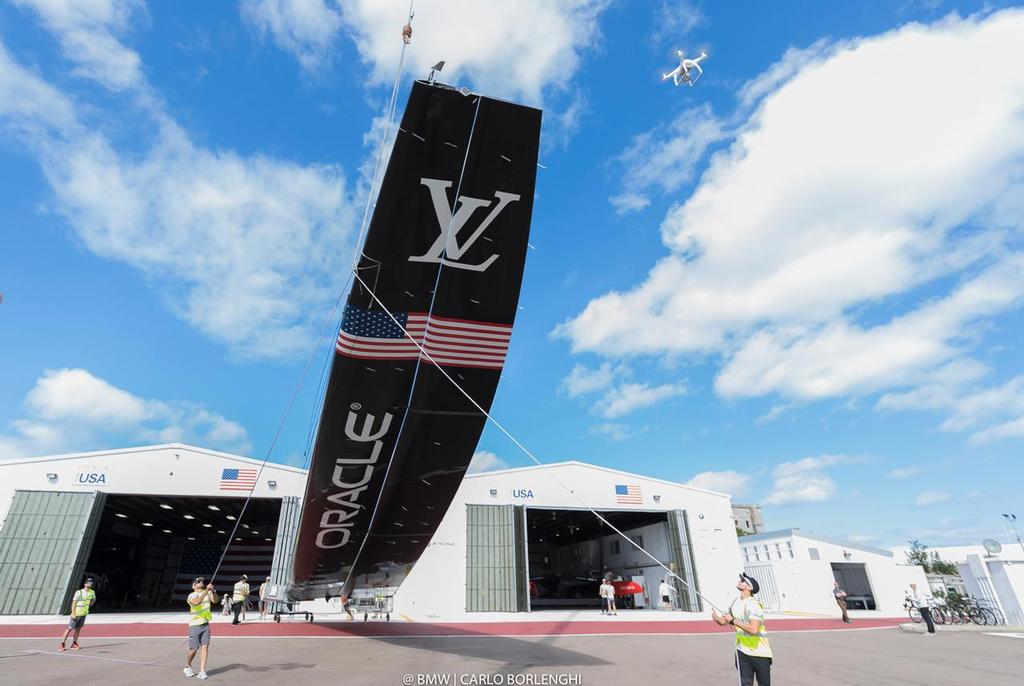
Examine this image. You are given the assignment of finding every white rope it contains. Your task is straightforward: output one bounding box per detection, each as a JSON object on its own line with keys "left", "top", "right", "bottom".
{"left": 350, "top": 0, "right": 416, "bottom": 272}
{"left": 350, "top": 270, "right": 727, "bottom": 615}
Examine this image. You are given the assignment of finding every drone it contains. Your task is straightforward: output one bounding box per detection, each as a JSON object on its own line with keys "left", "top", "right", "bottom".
{"left": 662, "top": 50, "right": 708, "bottom": 87}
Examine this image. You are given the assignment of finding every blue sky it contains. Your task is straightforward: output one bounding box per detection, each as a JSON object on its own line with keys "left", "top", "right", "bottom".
{"left": 1, "top": 1, "right": 1022, "bottom": 550}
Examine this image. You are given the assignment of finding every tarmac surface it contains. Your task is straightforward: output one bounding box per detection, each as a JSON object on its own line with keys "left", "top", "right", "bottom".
{"left": 3, "top": 623, "right": 1022, "bottom": 686}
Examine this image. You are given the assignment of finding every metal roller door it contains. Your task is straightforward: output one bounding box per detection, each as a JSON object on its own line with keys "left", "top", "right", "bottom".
{"left": 465, "top": 504, "right": 527, "bottom": 612}
{"left": 0, "top": 490, "right": 106, "bottom": 614}
{"left": 270, "top": 496, "right": 301, "bottom": 586}
{"left": 667, "top": 509, "right": 703, "bottom": 612}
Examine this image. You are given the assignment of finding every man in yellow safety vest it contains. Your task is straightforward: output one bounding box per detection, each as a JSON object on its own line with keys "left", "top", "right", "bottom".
{"left": 184, "top": 576, "right": 218, "bottom": 680}
{"left": 231, "top": 574, "right": 249, "bottom": 625}
{"left": 712, "top": 573, "right": 773, "bottom": 685}
{"left": 58, "top": 577, "right": 96, "bottom": 651}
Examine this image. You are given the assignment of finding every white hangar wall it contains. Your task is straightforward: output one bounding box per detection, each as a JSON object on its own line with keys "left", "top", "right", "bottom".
{"left": 394, "top": 461, "right": 740, "bottom": 616}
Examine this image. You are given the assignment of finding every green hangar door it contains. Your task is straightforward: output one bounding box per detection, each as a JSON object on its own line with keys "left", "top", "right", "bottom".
{"left": 0, "top": 491, "right": 106, "bottom": 615}
{"left": 465, "top": 504, "right": 528, "bottom": 612}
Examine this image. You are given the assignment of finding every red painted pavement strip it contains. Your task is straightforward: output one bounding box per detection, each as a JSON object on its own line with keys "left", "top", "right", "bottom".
{"left": 0, "top": 617, "right": 902, "bottom": 639}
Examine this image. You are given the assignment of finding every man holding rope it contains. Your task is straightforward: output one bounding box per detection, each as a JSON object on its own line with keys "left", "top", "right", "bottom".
{"left": 184, "top": 577, "right": 218, "bottom": 680}
{"left": 712, "top": 573, "right": 773, "bottom": 685}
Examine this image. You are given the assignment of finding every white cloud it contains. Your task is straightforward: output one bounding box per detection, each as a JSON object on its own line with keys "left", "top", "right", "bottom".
{"left": 650, "top": 1, "right": 705, "bottom": 45}
{"left": 686, "top": 470, "right": 750, "bottom": 497}
{"left": 879, "top": 363, "right": 1024, "bottom": 444}
{"left": 763, "top": 454, "right": 847, "bottom": 505}
{"left": 887, "top": 466, "right": 923, "bottom": 479}
{"left": 336, "top": 0, "right": 613, "bottom": 104}
{"left": 558, "top": 11, "right": 1024, "bottom": 410}
{"left": 594, "top": 381, "right": 686, "bottom": 419}
{"left": 970, "top": 416, "right": 1024, "bottom": 444}
{"left": 561, "top": 362, "right": 618, "bottom": 398}
{"left": 915, "top": 491, "right": 952, "bottom": 507}
{"left": 0, "top": 369, "right": 251, "bottom": 459}
{"left": 755, "top": 403, "right": 790, "bottom": 425}
{"left": 0, "top": 37, "right": 357, "bottom": 360}
{"left": 240, "top": 0, "right": 343, "bottom": 72}
{"left": 12, "top": 0, "right": 145, "bottom": 91}
{"left": 467, "top": 450, "right": 508, "bottom": 474}
{"left": 610, "top": 104, "right": 726, "bottom": 214}
{"left": 587, "top": 422, "right": 647, "bottom": 442}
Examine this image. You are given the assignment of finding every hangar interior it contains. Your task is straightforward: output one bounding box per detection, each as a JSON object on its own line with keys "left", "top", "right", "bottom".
{"left": 83, "top": 494, "right": 282, "bottom": 611}
{"left": 523, "top": 507, "right": 701, "bottom": 612}
{"left": 527, "top": 508, "right": 666, "bottom": 608}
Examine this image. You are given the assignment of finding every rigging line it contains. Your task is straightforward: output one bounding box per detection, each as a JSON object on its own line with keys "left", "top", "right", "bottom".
{"left": 350, "top": 270, "right": 727, "bottom": 614}
{"left": 350, "top": 0, "right": 416, "bottom": 272}
{"left": 302, "top": 273, "right": 355, "bottom": 468}
{"left": 32, "top": 272, "right": 355, "bottom": 670}
{"left": 339, "top": 93, "right": 484, "bottom": 596}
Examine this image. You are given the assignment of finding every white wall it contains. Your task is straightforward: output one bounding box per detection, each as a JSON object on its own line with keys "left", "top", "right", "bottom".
{"left": 741, "top": 531, "right": 929, "bottom": 616}
{"left": 0, "top": 444, "right": 308, "bottom": 525}
{"left": 395, "top": 462, "right": 740, "bottom": 617}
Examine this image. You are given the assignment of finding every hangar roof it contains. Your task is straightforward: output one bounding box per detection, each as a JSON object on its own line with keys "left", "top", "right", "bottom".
{"left": 0, "top": 443, "right": 307, "bottom": 474}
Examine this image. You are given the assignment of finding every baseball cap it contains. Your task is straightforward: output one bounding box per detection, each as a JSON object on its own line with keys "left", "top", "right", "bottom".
{"left": 739, "top": 573, "right": 760, "bottom": 595}
{"left": 241, "top": 574, "right": 248, "bottom": 580}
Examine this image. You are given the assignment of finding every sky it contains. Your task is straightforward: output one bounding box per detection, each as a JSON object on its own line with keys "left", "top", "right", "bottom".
{"left": 1, "top": 0, "right": 1023, "bottom": 550}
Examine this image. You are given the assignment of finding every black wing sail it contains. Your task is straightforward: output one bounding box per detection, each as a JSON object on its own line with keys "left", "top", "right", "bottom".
{"left": 291, "top": 81, "right": 541, "bottom": 601}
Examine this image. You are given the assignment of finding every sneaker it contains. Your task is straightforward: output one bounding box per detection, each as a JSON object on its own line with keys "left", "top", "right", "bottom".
{"left": 70, "top": 643, "right": 80, "bottom": 650}
{"left": 57, "top": 644, "right": 66, "bottom": 652}
{"left": 197, "top": 672, "right": 208, "bottom": 680}
{"left": 183, "top": 666, "right": 195, "bottom": 678}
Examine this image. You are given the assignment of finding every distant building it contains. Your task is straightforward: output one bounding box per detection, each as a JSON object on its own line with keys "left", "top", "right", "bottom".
{"left": 739, "top": 528, "right": 928, "bottom": 615}
{"left": 732, "top": 504, "right": 765, "bottom": 535}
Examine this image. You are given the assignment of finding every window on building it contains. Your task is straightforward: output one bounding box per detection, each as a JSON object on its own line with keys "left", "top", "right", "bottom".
{"left": 785, "top": 541, "right": 794, "bottom": 559}
{"left": 774, "top": 543, "right": 782, "bottom": 559}
{"left": 761, "top": 545, "right": 769, "bottom": 560}
{"left": 634, "top": 535, "right": 643, "bottom": 550}
{"left": 808, "top": 547, "right": 820, "bottom": 561}
{"left": 743, "top": 548, "right": 750, "bottom": 563}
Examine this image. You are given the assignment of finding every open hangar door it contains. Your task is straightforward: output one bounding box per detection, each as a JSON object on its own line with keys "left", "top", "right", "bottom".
{"left": 526, "top": 507, "right": 701, "bottom": 611}
{"left": 82, "top": 494, "right": 285, "bottom": 611}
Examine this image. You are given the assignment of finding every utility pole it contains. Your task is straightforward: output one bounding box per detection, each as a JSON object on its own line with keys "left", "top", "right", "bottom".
{"left": 1003, "top": 514, "right": 1024, "bottom": 555}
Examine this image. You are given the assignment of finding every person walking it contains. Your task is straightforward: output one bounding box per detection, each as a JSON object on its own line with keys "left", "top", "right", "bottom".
{"left": 713, "top": 573, "right": 772, "bottom": 686}
{"left": 231, "top": 574, "right": 249, "bottom": 625}
{"left": 599, "top": 578, "right": 617, "bottom": 616}
{"left": 659, "top": 579, "right": 677, "bottom": 610}
{"left": 258, "top": 576, "right": 271, "bottom": 620}
{"left": 910, "top": 583, "right": 936, "bottom": 635}
{"left": 833, "top": 580, "right": 850, "bottom": 623}
{"left": 184, "top": 577, "right": 217, "bottom": 680}
{"left": 58, "top": 577, "right": 96, "bottom": 652}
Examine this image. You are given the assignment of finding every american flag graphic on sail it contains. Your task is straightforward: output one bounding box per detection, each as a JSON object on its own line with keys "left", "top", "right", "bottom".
{"left": 336, "top": 305, "right": 511, "bottom": 369}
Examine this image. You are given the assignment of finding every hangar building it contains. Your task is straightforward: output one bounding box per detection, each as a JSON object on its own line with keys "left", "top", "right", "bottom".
{"left": 0, "top": 444, "right": 740, "bottom": 616}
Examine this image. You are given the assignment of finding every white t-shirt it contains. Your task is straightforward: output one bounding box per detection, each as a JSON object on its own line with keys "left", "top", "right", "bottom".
{"left": 600, "top": 583, "right": 613, "bottom": 599}
{"left": 659, "top": 582, "right": 672, "bottom": 597}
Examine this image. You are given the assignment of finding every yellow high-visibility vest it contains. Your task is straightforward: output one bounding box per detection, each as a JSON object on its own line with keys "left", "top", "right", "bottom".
{"left": 731, "top": 598, "right": 773, "bottom": 658}
{"left": 188, "top": 594, "right": 213, "bottom": 626}
{"left": 73, "top": 589, "right": 96, "bottom": 617}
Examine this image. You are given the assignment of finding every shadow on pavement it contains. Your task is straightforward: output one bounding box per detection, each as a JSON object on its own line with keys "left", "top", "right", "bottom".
{"left": 205, "top": 661, "right": 317, "bottom": 676}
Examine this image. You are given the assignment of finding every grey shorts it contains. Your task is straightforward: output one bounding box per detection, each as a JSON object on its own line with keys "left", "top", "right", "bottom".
{"left": 187, "top": 623, "right": 211, "bottom": 650}
{"left": 67, "top": 615, "right": 86, "bottom": 630}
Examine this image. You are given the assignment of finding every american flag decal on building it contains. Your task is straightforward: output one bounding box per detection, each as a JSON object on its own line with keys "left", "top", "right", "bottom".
{"left": 336, "top": 305, "right": 512, "bottom": 369}
{"left": 615, "top": 484, "right": 643, "bottom": 505}
{"left": 220, "top": 468, "right": 258, "bottom": 491}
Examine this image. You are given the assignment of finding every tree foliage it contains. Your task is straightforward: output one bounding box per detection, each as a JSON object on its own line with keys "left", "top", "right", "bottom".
{"left": 906, "top": 539, "right": 959, "bottom": 575}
